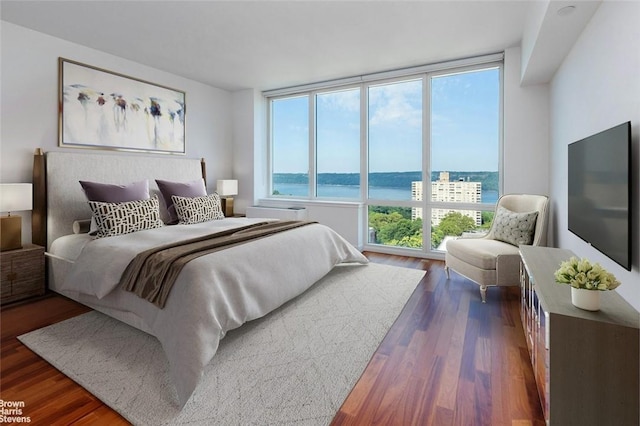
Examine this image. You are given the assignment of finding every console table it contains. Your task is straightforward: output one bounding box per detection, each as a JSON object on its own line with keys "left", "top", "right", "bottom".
{"left": 519, "top": 246, "right": 639, "bottom": 426}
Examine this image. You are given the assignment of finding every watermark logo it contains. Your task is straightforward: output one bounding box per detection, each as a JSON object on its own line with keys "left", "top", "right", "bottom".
{"left": 0, "top": 400, "right": 31, "bottom": 423}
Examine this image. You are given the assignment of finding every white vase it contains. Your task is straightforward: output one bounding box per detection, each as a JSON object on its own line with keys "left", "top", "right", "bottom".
{"left": 571, "top": 287, "right": 601, "bottom": 311}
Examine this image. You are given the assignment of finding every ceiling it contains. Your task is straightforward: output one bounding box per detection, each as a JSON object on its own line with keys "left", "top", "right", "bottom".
{"left": 0, "top": 1, "right": 593, "bottom": 92}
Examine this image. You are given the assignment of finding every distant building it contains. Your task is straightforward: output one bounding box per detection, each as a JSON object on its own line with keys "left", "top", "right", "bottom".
{"left": 411, "top": 172, "right": 482, "bottom": 226}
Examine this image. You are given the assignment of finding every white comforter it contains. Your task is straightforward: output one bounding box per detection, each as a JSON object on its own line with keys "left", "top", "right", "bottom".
{"left": 52, "top": 218, "right": 368, "bottom": 406}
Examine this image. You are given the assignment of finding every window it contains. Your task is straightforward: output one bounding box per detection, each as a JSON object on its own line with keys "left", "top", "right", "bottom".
{"left": 429, "top": 68, "right": 501, "bottom": 250}
{"left": 270, "top": 88, "right": 361, "bottom": 199}
{"left": 266, "top": 56, "right": 502, "bottom": 257}
{"left": 368, "top": 79, "right": 422, "bottom": 201}
{"left": 316, "top": 88, "right": 361, "bottom": 198}
{"left": 366, "top": 79, "right": 423, "bottom": 249}
{"left": 271, "top": 95, "right": 309, "bottom": 197}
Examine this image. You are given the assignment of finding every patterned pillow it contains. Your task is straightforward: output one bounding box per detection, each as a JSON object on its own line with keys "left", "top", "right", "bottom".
{"left": 492, "top": 206, "right": 538, "bottom": 246}
{"left": 88, "top": 196, "right": 164, "bottom": 238}
{"left": 172, "top": 193, "right": 225, "bottom": 224}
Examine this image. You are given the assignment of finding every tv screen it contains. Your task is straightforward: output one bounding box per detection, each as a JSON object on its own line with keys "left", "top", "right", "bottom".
{"left": 568, "top": 121, "right": 631, "bottom": 270}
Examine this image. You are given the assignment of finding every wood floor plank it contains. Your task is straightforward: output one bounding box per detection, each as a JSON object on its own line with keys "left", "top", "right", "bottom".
{"left": 453, "top": 378, "right": 477, "bottom": 426}
{"left": 475, "top": 337, "right": 492, "bottom": 374}
{"left": 1, "top": 252, "right": 544, "bottom": 425}
{"left": 490, "top": 314, "right": 510, "bottom": 425}
{"left": 413, "top": 354, "right": 445, "bottom": 425}
{"left": 475, "top": 370, "right": 493, "bottom": 425}
{"left": 435, "top": 290, "right": 471, "bottom": 411}
{"left": 434, "top": 405, "right": 454, "bottom": 426}
{"left": 337, "top": 352, "right": 387, "bottom": 418}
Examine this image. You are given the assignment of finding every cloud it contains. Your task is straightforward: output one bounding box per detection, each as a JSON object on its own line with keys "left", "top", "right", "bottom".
{"left": 368, "top": 80, "right": 422, "bottom": 128}
{"left": 317, "top": 88, "right": 360, "bottom": 112}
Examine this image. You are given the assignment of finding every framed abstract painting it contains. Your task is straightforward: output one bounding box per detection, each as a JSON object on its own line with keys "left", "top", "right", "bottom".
{"left": 59, "top": 58, "right": 186, "bottom": 154}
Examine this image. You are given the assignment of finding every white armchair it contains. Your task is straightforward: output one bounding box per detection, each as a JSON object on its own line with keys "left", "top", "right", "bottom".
{"left": 445, "top": 194, "right": 550, "bottom": 303}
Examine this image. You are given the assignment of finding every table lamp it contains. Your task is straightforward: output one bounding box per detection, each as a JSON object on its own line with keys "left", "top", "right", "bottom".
{"left": 0, "top": 183, "right": 33, "bottom": 251}
{"left": 216, "top": 179, "right": 238, "bottom": 217}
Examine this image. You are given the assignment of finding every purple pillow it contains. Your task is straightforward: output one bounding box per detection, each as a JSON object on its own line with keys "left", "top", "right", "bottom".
{"left": 156, "top": 178, "right": 207, "bottom": 224}
{"left": 79, "top": 180, "right": 150, "bottom": 202}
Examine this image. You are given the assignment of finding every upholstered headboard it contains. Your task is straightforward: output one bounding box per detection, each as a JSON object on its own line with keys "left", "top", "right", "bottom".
{"left": 33, "top": 150, "right": 205, "bottom": 249}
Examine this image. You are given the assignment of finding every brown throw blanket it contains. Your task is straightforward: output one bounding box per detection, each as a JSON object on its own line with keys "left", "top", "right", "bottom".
{"left": 121, "top": 220, "right": 316, "bottom": 308}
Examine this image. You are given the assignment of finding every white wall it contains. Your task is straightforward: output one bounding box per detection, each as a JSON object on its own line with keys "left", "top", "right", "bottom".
{"left": 1, "top": 22, "right": 233, "bottom": 244}
{"left": 504, "top": 47, "right": 550, "bottom": 197}
{"left": 520, "top": 0, "right": 550, "bottom": 81}
{"left": 550, "top": 1, "right": 640, "bottom": 310}
{"left": 231, "top": 89, "right": 266, "bottom": 215}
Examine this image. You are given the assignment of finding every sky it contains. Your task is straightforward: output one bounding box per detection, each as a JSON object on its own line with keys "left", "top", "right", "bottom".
{"left": 272, "top": 67, "right": 500, "bottom": 174}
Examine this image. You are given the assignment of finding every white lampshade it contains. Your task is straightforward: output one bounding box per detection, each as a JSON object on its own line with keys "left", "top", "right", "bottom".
{"left": 216, "top": 179, "right": 238, "bottom": 197}
{"left": 0, "top": 183, "right": 33, "bottom": 213}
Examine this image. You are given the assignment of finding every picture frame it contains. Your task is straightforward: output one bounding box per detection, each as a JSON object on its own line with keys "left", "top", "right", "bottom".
{"left": 58, "top": 58, "right": 186, "bottom": 154}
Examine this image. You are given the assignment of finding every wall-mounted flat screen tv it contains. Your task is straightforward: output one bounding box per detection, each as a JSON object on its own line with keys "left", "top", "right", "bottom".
{"left": 568, "top": 121, "right": 631, "bottom": 270}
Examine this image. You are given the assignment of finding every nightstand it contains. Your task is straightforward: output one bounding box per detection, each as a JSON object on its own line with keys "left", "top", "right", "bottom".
{"left": 1, "top": 244, "right": 45, "bottom": 305}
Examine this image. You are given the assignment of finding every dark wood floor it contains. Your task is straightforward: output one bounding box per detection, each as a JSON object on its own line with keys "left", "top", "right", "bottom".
{"left": 0, "top": 252, "right": 543, "bottom": 425}
{"left": 332, "top": 253, "right": 544, "bottom": 425}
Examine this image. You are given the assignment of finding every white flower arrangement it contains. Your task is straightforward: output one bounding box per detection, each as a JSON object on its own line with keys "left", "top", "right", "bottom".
{"left": 554, "top": 256, "right": 620, "bottom": 290}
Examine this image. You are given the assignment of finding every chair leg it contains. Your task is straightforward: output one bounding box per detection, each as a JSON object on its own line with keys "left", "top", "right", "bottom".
{"left": 445, "top": 266, "right": 450, "bottom": 279}
{"left": 480, "top": 285, "right": 487, "bottom": 303}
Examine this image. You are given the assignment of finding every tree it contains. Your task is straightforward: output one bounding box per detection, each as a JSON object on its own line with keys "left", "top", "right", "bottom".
{"left": 378, "top": 217, "right": 422, "bottom": 243}
{"left": 369, "top": 211, "right": 422, "bottom": 247}
{"left": 370, "top": 209, "right": 479, "bottom": 250}
{"left": 480, "top": 211, "right": 494, "bottom": 230}
{"left": 431, "top": 226, "right": 445, "bottom": 249}
{"left": 389, "top": 234, "right": 423, "bottom": 248}
{"left": 430, "top": 212, "right": 476, "bottom": 250}
{"left": 369, "top": 206, "right": 412, "bottom": 219}
{"left": 369, "top": 211, "right": 405, "bottom": 237}
{"left": 437, "top": 212, "right": 476, "bottom": 237}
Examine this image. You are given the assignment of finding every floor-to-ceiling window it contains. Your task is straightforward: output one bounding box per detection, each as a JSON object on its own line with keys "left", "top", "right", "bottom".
{"left": 367, "top": 78, "right": 424, "bottom": 249}
{"left": 428, "top": 67, "right": 501, "bottom": 251}
{"left": 266, "top": 55, "right": 502, "bottom": 257}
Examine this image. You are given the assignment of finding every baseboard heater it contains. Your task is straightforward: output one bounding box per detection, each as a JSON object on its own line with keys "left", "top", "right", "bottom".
{"left": 245, "top": 206, "right": 307, "bottom": 220}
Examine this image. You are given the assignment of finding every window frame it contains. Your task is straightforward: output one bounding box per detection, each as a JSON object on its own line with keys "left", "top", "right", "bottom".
{"left": 268, "top": 84, "right": 364, "bottom": 201}
{"left": 417, "top": 63, "right": 504, "bottom": 256}
{"left": 266, "top": 57, "right": 504, "bottom": 258}
{"left": 315, "top": 86, "right": 363, "bottom": 200}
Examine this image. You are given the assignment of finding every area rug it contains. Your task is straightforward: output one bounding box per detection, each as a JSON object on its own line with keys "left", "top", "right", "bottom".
{"left": 18, "top": 262, "right": 424, "bottom": 425}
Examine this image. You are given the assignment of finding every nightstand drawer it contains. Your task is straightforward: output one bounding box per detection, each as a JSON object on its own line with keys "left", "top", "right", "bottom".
{"left": 0, "top": 244, "right": 45, "bottom": 304}
{"left": 0, "top": 261, "right": 11, "bottom": 298}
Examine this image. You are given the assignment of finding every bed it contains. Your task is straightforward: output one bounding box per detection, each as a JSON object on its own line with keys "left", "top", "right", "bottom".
{"left": 33, "top": 150, "right": 368, "bottom": 407}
